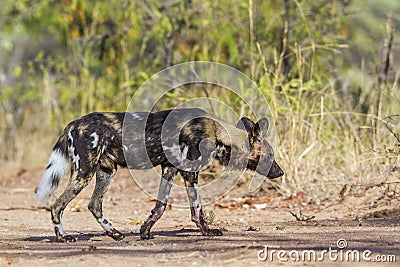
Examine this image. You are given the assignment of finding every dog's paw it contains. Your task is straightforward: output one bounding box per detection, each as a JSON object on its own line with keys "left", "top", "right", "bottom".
{"left": 139, "top": 224, "right": 153, "bottom": 240}
{"left": 140, "top": 231, "right": 151, "bottom": 240}
{"left": 107, "top": 229, "right": 125, "bottom": 241}
{"left": 56, "top": 235, "right": 77, "bottom": 243}
{"left": 205, "top": 228, "right": 223, "bottom": 236}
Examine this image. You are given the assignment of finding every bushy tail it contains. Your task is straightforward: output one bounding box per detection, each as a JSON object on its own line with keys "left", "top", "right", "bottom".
{"left": 35, "top": 133, "right": 70, "bottom": 204}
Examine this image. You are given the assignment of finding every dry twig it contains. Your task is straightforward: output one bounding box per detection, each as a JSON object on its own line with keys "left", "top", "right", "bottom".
{"left": 289, "top": 210, "right": 315, "bottom": 221}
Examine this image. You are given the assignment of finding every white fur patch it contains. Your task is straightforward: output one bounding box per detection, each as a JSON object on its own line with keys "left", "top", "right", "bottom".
{"left": 130, "top": 112, "right": 144, "bottom": 120}
{"left": 164, "top": 144, "right": 189, "bottom": 161}
{"left": 35, "top": 149, "right": 70, "bottom": 204}
{"left": 90, "top": 132, "right": 99, "bottom": 148}
{"left": 72, "top": 153, "right": 80, "bottom": 170}
{"left": 54, "top": 223, "right": 64, "bottom": 236}
{"left": 106, "top": 152, "right": 117, "bottom": 162}
{"left": 53, "top": 210, "right": 65, "bottom": 235}
{"left": 164, "top": 144, "right": 181, "bottom": 159}
{"left": 182, "top": 145, "right": 189, "bottom": 160}
{"left": 67, "top": 129, "right": 80, "bottom": 170}
{"left": 192, "top": 183, "right": 201, "bottom": 209}
{"left": 98, "top": 216, "right": 114, "bottom": 232}
{"left": 67, "top": 128, "right": 74, "bottom": 143}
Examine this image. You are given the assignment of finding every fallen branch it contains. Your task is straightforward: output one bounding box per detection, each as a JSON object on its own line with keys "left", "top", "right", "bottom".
{"left": 289, "top": 210, "right": 315, "bottom": 221}
{"left": 0, "top": 206, "right": 45, "bottom": 211}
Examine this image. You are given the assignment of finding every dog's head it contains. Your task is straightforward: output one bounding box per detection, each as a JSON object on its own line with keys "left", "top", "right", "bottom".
{"left": 236, "top": 117, "right": 284, "bottom": 179}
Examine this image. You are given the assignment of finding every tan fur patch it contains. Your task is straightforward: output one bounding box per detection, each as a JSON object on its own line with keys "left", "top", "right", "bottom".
{"left": 214, "top": 120, "right": 248, "bottom": 151}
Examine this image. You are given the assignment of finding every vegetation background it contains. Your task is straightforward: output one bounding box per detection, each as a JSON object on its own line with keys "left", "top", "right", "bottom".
{"left": 0, "top": 0, "right": 399, "bottom": 202}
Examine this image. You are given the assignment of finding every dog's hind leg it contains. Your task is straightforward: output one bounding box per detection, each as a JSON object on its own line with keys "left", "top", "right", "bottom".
{"left": 50, "top": 168, "right": 95, "bottom": 242}
{"left": 88, "top": 161, "right": 124, "bottom": 241}
{"left": 140, "top": 166, "right": 177, "bottom": 239}
{"left": 181, "top": 171, "right": 223, "bottom": 237}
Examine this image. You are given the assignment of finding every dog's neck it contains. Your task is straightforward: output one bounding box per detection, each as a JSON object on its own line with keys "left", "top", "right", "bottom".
{"left": 215, "top": 142, "right": 252, "bottom": 170}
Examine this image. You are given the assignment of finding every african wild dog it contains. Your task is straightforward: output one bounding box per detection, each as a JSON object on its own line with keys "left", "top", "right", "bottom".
{"left": 35, "top": 108, "right": 283, "bottom": 242}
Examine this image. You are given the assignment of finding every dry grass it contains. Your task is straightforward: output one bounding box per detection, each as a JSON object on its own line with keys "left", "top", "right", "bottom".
{"left": 2, "top": 78, "right": 399, "bottom": 208}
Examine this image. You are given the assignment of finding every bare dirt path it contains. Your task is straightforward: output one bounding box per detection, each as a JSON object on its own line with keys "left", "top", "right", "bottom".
{"left": 0, "top": 164, "right": 399, "bottom": 266}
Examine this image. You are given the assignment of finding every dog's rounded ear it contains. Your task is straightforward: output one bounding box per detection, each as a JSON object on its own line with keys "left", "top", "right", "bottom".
{"left": 236, "top": 117, "right": 255, "bottom": 134}
{"left": 255, "top": 117, "right": 269, "bottom": 138}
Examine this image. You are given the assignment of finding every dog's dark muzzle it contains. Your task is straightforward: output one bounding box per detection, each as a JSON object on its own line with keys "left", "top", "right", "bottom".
{"left": 266, "top": 160, "right": 284, "bottom": 179}
{"left": 255, "top": 159, "right": 284, "bottom": 179}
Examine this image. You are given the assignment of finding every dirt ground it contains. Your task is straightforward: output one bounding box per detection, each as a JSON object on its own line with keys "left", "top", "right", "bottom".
{"left": 0, "top": 164, "right": 399, "bottom": 266}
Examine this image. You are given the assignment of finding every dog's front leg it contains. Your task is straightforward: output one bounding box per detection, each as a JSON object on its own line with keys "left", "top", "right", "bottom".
{"left": 181, "top": 171, "right": 223, "bottom": 237}
{"left": 140, "top": 166, "right": 177, "bottom": 239}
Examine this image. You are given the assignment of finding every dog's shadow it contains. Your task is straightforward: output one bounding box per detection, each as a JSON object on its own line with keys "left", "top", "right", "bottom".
{"left": 24, "top": 228, "right": 201, "bottom": 242}
{"left": 150, "top": 228, "right": 200, "bottom": 238}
